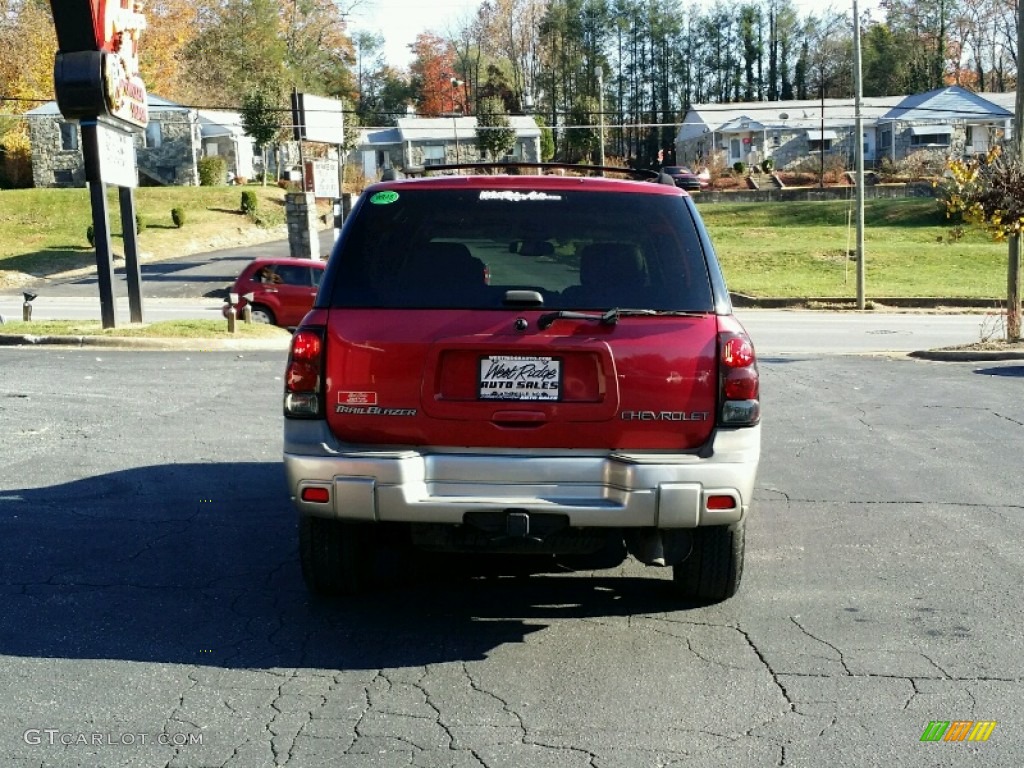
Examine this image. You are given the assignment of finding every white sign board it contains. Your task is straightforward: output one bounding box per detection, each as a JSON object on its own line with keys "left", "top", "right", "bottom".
{"left": 306, "top": 160, "right": 340, "bottom": 198}
{"left": 296, "top": 94, "right": 344, "bottom": 144}
{"left": 96, "top": 121, "right": 138, "bottom": 188}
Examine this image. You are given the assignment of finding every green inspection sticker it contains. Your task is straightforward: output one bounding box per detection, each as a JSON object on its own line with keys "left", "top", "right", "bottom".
{"left": 369, "top": 191, "right": 399, "bottom": 205}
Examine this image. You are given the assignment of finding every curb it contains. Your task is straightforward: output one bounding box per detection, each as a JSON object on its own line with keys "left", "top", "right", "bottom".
{"left": 0, "top": 333, "right": 290, "bottom": 351}
{"left": 730, "top": 294, "right": 1003, "bottom": 310}
{"left": 4, "top": 334, "right": 1019, "bottom": 362}
{"left": 908, "top": 348, "right": 1024, "bottom": 362}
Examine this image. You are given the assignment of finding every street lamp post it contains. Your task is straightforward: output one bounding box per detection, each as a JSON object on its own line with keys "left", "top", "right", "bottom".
{"left": 450, "top": 77, "right": 463, "bottom": 164}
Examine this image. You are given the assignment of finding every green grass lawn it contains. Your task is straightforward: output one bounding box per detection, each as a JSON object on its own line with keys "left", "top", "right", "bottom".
{"left": 699, "top": 198, "right": 1005, "bottom": 298}
{"left": 0, "top": 319, "right": 291, "bottom": 339}
{"left": 0, "top": 186, "right": 293, "bottom": 278}
{"left": 0, "top": 187, "right": 1009, "bottom": 299}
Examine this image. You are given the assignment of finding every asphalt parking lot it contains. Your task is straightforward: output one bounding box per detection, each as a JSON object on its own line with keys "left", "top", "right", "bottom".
{"left": 1, "top": 347, "right": 1022, "bottom": 767}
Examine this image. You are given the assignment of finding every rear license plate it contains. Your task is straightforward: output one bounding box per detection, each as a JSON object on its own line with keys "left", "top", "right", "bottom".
{"left": 479, "top": 355, "right": 561, "bottom": 400}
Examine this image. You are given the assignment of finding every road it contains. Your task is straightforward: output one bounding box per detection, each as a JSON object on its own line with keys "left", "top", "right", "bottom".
{"left": 0, "top": 229, "right": 999, "bottom": 355}
{"left": 0, "top": 293, "right": 997, "bottom": 356}
{"left": 1, "top": 347, "right": 1022, "bottom": 766}
{"left": 0, "top": 230, "right": 339, "bottom": 303}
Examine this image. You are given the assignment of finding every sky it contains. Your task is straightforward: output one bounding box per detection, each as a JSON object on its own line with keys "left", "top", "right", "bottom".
{"left": 346, "top": 0, "right": 884, "bottom": 70}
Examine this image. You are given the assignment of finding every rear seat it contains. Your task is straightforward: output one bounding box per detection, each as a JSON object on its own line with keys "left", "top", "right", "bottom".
{"left": 400, "top": 243, "right": 489, "bottom": 306}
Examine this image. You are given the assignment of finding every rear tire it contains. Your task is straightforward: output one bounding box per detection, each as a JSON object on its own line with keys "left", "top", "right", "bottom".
{"left": 299, "top": 516, "right": 373, "bottom": 596}
{"left": 671, "top": 523, "right": 745, "bottom": 604}
{"left": 250, "top": 305, "right": 275, "bottom": 325}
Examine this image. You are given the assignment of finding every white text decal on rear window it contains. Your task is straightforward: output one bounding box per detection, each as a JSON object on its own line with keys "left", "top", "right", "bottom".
{"left": 479, "top": 191, "right": 563, "bottom": 202}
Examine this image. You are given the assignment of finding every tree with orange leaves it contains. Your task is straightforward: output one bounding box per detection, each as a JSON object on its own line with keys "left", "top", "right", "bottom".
{"left": 138, "top": 0, "right": 215, "bottom": 101}
{"left": 0, "top": 0, "right": 56, "bottom": 186}
{"left": 0, "top": 0, "right": 56, "bottom": 109}
{"left": 409, "top": 33, "right": 464, "bottom": 116}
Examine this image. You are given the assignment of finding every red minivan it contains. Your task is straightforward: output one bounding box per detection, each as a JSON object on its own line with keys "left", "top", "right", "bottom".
{"left": 283, "top": 165, "right": 760, "bottom": 603}
{"left": 225, "top": 257, "right": 324, "bottom": 328}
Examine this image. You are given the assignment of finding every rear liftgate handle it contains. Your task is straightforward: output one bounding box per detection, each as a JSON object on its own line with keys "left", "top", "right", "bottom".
{"left": 490, "top": 410, "right": 548, "bottom": 428}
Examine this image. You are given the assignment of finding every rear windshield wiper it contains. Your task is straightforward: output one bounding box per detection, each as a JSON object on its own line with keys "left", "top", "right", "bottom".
{"left": 537, "top": 308, "right": 708, "bottom": 330}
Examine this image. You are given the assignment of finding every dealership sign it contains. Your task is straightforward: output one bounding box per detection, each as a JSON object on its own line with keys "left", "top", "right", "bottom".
{"left": 93, "top": 121, "right": 139, "bottom": 188}
{"left": 49, "top": 0, "right": 148, "bottom": 128}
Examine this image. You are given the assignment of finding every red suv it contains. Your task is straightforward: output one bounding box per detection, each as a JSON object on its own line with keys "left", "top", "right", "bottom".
{"left": 283, "top": 165, "right": 760, "bottom": 603}
{"left": 224, "top": 257, "right": 324, "bottom": 328}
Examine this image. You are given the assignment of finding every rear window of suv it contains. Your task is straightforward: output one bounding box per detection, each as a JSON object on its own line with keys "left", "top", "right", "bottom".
{"left": 327, "top": 188, "right": 714, "bottom": 311}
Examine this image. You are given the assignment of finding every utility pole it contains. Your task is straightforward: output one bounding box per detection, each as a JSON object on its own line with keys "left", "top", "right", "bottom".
{"left": 1008, "top": 0, "right": 1023, "bottom": 340}
{"left": 596, "top": 67, "right": 606, "bottom": 171}
{"left": 820, "top": 78, "right": 826, "bottom": 188}
{"left": 853, "top": 0, "right": 866, "bottom": 309}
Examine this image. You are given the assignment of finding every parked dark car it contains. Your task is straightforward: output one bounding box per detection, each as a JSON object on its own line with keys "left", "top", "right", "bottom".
{"left": 661, "top": 166, "right": 704, "bottom": 191}
{"left": 223, "top": 257, "right": 324, "bottom": 328}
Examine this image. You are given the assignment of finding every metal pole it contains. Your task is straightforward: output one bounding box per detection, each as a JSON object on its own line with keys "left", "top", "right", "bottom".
{"left": 119, "top": 186, "right": 144, "bottom": 323}
{"left": 596, "top": 67, "right": 606, "bottom": 170}
{"left": 450, "top": 77, "right": 461, "bottom": 164}
{"left": 853, "top": 0, "right": 866, "bottom": 310}
{"left": 1007, "top": 0, "right": 1024, "bottom": 340}
{"left": 453, "top": 115, "right": 460, "bottom": 163}
{"left": 820, "top": 79, "right": 825, "bottom": 188}
{"left": 80, "top": 120, "right": 117, "bottom": 329}
{"left": 336, "top": 142, "right": 345, "bottom": 200}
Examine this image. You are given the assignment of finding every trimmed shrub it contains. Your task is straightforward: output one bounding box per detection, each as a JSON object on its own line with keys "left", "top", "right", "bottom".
{"left": 733, "top": 161, "right": 746, "bottom": 175}
{"left": 86, "top": 223, "right": 95, "bottom": 246}
{"left": 171, "top": 207, "right": 186, "bottom": 228}
{"left": 240, "top": 189, "right": 258, "bottom": 214}
{"left": 761, "top": 158, "right": 774, "bottom": 173}
{"left": 198, "top": 155, "right": 227, "bottom": 186}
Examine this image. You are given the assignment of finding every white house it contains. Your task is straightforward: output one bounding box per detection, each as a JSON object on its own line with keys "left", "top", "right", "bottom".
{"left": 675, "top": 86, "right": 1015, "bottom": 172}
{"left": 353, "top": 115, "right": 543, "bottom": 179}
{"left": 674, "top": 96, "right": 902, "bottom": 171}
{"left": 26, "top": 95, "right": 256, "bottom": 187}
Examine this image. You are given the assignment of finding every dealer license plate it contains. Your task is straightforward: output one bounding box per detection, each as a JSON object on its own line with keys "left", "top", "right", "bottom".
{"left": 478, "top": 355, "right": 561, "bottom": 401}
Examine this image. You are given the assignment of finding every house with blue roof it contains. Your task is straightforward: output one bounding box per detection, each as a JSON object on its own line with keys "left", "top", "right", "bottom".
{"left": 876, "top": 86, "right": 1013, "bottom": 162}
{"left": 26, "top": 95, "right": 255, "bottom": 188}
{"left": 351, "top": 116, "right": 542, "bottom": 179}
{"left": 674, "top": 85, "right": 1014, "bottom": 173}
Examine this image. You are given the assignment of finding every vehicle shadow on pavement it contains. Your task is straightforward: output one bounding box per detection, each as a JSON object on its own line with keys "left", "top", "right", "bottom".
{"left": 69, "top": 262, "right": 240, "bottom": 285}
{"left": 973, "top": 365, "right": 1024, "bottom": 377}
{"left": 0, "top": 462, "right": 691, "bottom": 672}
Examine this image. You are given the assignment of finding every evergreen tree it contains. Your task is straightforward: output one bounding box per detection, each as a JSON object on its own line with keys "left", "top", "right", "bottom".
{"left": 476, "top": 96, "right": 517, "bottom": 161}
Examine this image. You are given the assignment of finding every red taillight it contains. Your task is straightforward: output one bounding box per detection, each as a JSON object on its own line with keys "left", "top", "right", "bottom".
{"left": 719, "top": 328, "right": 760, "bottom": 426}
{"left": 724, "top": 367, "right": 759, "bottom": 400}
{"left": 721, "top": 336, "right": 755, "bottom": 368}
{"left": 291, "top": 331, "right": 322, "bottom": 364}
{"left": 707, "top": 494, "right": 737, "bottom": 510}
{"left": 301, "top": 487, "right": 330, "bottom": 503}
{"left": 285, "top": 328, "right": 324, "bottom": 418}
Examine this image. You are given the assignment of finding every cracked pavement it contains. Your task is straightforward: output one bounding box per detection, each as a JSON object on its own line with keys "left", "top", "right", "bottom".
{"left": 1, "top": 349, "right": 1023, "bottom": 767}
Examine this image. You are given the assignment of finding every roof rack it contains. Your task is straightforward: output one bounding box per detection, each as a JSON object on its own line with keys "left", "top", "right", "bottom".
{"left": 395, "top": 162, "right": 675, "bottom": 185}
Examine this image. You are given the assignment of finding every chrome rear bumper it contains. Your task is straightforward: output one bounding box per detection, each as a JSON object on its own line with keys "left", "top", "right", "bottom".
{"left": 284, "top": 421, "right": 759, "bottom": 529}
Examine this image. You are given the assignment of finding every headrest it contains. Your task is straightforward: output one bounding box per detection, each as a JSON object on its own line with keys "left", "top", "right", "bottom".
{"left": 579, "top": 242, "right": 647, "bottom": 286}
{"left": 407, "top": 242, "right": 485, "bottom": 285}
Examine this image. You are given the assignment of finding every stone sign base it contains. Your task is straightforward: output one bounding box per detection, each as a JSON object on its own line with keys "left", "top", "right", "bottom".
{"left": 285, "top": 192, "right": 321, "bottom": 260}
